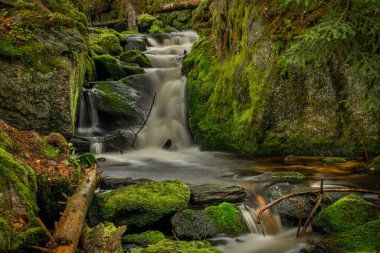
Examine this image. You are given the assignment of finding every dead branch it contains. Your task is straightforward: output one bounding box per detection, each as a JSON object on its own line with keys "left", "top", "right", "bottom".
{"left": 36, "top": 218, "right": 54, "bottom": 243}
{"left": 257, "top": 188, "right": 379, "bottom": 224}
{"left": 32, "top": 246, "right": 49, "bottom": 252}
{"left": 90, "top": 19, "right": 129, "bottom": 27}
{"left": 153, "top": 0, "right": 200, "bottom": 13}
{"left": 49, "top": 167, "right": 97, "bottom": 253}
{"left": 130, "top": 92, "right": 157, "bottom": 149}
{"left": 300, "top": 194, "right": 322, "bottom": 236}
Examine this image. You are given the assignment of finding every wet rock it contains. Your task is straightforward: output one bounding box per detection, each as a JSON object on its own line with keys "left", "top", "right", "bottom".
{"left": 103, "top": 132, "right": 135, "bottom": 153}
{"left": 271, "top": 172, "right": 305, "bottom": 180}
{"left": 72, "top": 137, "right": 90, "bottom": 153}
{"left": 162, "top": 139, "right": 173, "bottom": 150}
{"left": 123, "top": 230, "right": 165, "bottom": 247}
{"left": 322, "top": 157, "right": 347, "bottom": 164}
{"left": 92, "top": 55, "right": 127, "bottom": 81}
{"left": 284, "top": 155, "right": 298, "bottom": 162}
{"left": 124, "top": 38, "right": 147, "bottom": 52}
{"left": 148, "top": 33, "right": 172, "bottom": 45}
{"left": 99, "top": 177, "right": 154, "bottom": 190}
{"left": 119, "top": 50, "right": 152, "bottom": 68}
{"left": 190, "top": 183, "right": 246, "bottom": 206}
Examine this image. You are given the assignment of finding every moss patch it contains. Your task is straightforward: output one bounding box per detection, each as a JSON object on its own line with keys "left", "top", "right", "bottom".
{"left": 314, "top": 194, "right": 379, "bottom": 234}
{"left": 98, "top": 180, "right": 190, "bottom": 229}
{"left": 96, "top": 34, "right": 123, "bottom": 56}
{"left": 120, "top": 50, "right": 151, "bottom": 68}
{"left": 130, "top": 239, "right": 223, "bottom": 253}
{"left": 123, "top": 230, "right": 166, "bottom": 246}
{"left": 322, "top": 157, "right": 347, "bottom": 164}
{"left": 271, "top": 172, "right": 305, "bottom": 180}
{"left": 369, "top": 155, "right": 380, "bottom": 170}
{"left": 0, "top": 131, "right": 12, "bottom": 150}
{"left": 92, "top": 54, "right": 126, "bottom": 80}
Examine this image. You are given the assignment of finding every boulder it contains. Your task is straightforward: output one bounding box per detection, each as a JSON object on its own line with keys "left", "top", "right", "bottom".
{"left": 81, "top": 222, "right": 126, "bottom": 253}
{"left": 123, "top": 230, "right": 166, "bottom": 247}
{"left": 99, "top": 177, "right": 153, "bottom": 190}
{"left": 313, "top": 194, "right": 379, "bottom": 234}
{"left": 130, "top": 240, "right": 222, "bottom": 253}
{"left": 92, "top": 54, "right": 127, "bottom": 80}
{"left": 96, "top": 33, "right": 123, "bottom": 56}
{"left": 124, "top": 38, "right": 147, "bottom": 52}
{"left": 119, "top": 50, "right": 152, "bottom": 68}
{"left": 322, "top": 157, "right": 347, "bottom": 164}
{"left": 190, "top": 183, "right": 246, "bottom": 206}
{"left": 137, "top": 14, "right": 158, "bottom": 33}
{"left": 98, "top": 180, "right": 190, "bottom": 229}
{"left": 271, "top": 172, "right": 305, "bottom": 180}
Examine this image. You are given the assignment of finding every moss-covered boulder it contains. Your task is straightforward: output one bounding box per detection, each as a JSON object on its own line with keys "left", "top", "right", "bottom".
{"left": 130, "top": 239, "right": 223, "bottom": 253}
{"left": 98, "top": 180, "right": 190, "bottom": 229}
{"left": 322, "top": 157, "right": 347, "bottom": 164}
{"left": 314, "top": 194, "right": 379, "bottom": 234}
{"left": 171, "top": 202, "right": 248, "bottom": 239}
{"left": 123, "top": 65, "right": 145, "bottom": 75}
{"left": 0, "top": 130, "right": 12, "bottom": 150}
{"left": 137, "top": 14, "right": 158, "bottom": 33}
{"left": 369, "top": 155, "right": 380, "bottom": 170}
{"left": 92, "top": 54, "right": 127, "bottom": 80}
{"left": 120, "top": 50, "right": 151, "bottom": 68}
{"left": 81, "top": 222, "right": 126, "bottom": 253}
{"left": 123, "top": 230, "right": 166, "bottom": 247}
{"left": 271, "top": 172, "right": 305, "bottom": 180}
{"left": 96, "top": 34, "right": 123, "bottom": 56}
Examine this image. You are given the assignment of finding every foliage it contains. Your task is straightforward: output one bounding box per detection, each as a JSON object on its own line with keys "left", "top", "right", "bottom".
{"left": 0, "top": 131, "right": 12, "bottom": 150}
{"left": 77, "top": 152, "right": 97, "bottom": 167}
{"left": 278, "top": 0, "right": 380, "bottom": 78}
{"left": 368, "top": 155, "right": 380, "bottom": 170}
{"left": 271, "top": 172, "right": 305, "bottom": 180}
{"left": 322, "top": 157, "right": 347, "bottom": 164}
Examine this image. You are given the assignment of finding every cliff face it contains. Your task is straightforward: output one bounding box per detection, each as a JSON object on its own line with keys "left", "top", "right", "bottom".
{"left": 0, "top": 1, "right": 90, "bottom": 139}
{"left": 185, "top": 0, "right": 380, "bottom": 155}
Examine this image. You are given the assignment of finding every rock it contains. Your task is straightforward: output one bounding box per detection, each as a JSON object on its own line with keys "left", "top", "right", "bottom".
{"left": 119, "top": 50, "right": 152, "bottom": 67}
{"left": 103, "top": 132, "right": 135, "bottom": 153}
{"left": 96, "top": 33, "right": 123, "bottom": 56}
{"left": 81, "top": 222, "right": 126, "bottom": 253}
{"left": 368, "top": 155, "right": 380, "bottom": 170}
{"left": 92, "top": 54, "right": 127, "bottom": 80}
{"left": 113, "top": 22, "right": 129, "bottom": 33}
{"left": 99, "top": 177, "right": 154, "bottom": 190}
{"left": 162, "top": 139, "right": 173, "bottom": 150}
{"left": 123, "top": 65, "right": 144, "bottom": 75}
{"left": 313, "top": 194, "right": 379, "bottom": 234}
{"left": 271, "top": 172, "right": 305, "bottom": 180}
{"left": 123, "top": 230, "right": 166, "bottom": 247}
{"left": 124, "top": 38, "right": 147, "bottom": 52}
{"left": 119, "top": 74, "right": 155, "bottom": 106}
{"left": 98, "top": 180, "right": 190, "bottom": 229}
{"left": 148, "top": 33, "right": 172, "bottom": 44}
{"left": 322, "top": 157, "right": 347, "bottom": 164}
{"left": 137, "top": 14, "right": 158, "bottom": 33}
{"left": 130, "top": 240, "right": 223, "bottom": 253}
{"left": 72, "top": 137, "right": 91, "bottom": 153}
{"left": 171, "top": 209, "right": 217, "bottom": 239}
{"left": 190, "top": 183, "right": 246, "bottom": 206}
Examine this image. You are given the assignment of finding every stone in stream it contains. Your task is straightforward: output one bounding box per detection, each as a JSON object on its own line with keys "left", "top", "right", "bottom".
{"left": 99, "top": 177, "right": 154, "bottom": 190}
{"left": 189, "top": 183, "right": 247, "bottom": 206}
{"left": 124, "top": 38, "right": 147, "bottom": 52}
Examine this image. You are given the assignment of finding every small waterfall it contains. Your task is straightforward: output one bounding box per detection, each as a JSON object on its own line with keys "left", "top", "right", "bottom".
{"left": 90, "top": 138, "right": 104, "bottom": 154}
{"left": 137, "top": 31, "right": 199, "bottom": 150}
{"left": 239, "top": 204, "right": 262, "bottom": 234}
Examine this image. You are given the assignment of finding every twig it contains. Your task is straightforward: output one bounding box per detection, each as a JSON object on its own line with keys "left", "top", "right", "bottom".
{"left": 361, "top": 141, "right": 369, "bottom": 162}
{"left": 296, "top": 202, "right": 305, "bottom": 237}
{"left": 36, "top": 218, "right": 54, "bottom": 243}
{"left": 131, "top": 92, "right": 157, "bottom": 149}
{"left": 300, "top": 194, "right": 323, "bottom": 236}
{"left": 257, "top": 188, "right": 378, "bottom": 224}
{"left": 31, "top": 246, "right": 49, "bottom": 252}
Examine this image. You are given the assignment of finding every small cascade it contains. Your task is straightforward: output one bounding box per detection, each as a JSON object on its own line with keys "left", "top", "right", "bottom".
{"left": 239, "top": 204, "right": 262, "bottom": 234}
{"left": 76, "top": 88, "right": 101, "bottom": 136}
{"left": 90, "top": 138, "right": 104, "bottom": 154}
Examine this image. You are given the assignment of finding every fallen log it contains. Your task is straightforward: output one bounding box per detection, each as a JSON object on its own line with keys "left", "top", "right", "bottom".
{"left": 256, "top": 188, "right": 379, "bottom": 224}
{"left": 154, "top": 0, "right": 200, "bottom": 13}
{"left": 90, "top": 18, "right": 129, "bottom": 27}
{"left": 49, "top": 167, "right": 97, "bottom": 253}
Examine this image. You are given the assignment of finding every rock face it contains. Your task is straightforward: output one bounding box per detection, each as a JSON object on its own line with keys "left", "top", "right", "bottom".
{"left": 185, "top": 0, "right": 380, "bottom": 156}
{"left": 190, "top": 183, "right": 246, "bottom": 206}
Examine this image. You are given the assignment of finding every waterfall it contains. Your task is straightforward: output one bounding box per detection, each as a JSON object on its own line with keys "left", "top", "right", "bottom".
{"left": 136, "top": 31, "right": 199, "bottom": 150}
{"left": 239, "top": 204, "right": 262, "bottom": 234}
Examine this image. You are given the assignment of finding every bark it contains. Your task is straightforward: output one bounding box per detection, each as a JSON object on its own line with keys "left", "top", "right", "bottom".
{"left": 154, "top": 0, "right": 200, "bottom": 13}
{"left": 49, "top": 167, "right": 97, "bottom": 253}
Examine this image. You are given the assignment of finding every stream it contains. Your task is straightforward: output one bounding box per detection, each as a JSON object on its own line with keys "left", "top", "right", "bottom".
{"left": 75, "top": 30, "right": 380, "bottom": 253}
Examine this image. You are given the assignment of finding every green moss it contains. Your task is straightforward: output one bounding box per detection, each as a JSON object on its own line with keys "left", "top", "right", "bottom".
{"left": 119, "top": 50, "right": 151, "bottom": 68}
{"left": 123, "top": 65, "right": 145, "bottom": 75}
{"left": 40, "top": 140, "right": 60, "bottom": 159}
{"left": 98, "top": 180, "right": 190, "bottom": 229}
{"left": 44, "top": 132, "right": 69, "bottom": 155}
{"left": 123, "top": 230, "right": 166, "bottom": 246}
{"left": 77, "top": 152, "right": 97, "bottom": 167}
{"left": 130, "top": 239, "right": 223, "bottom": 253}
{"left": 137, "top": 14, "right": 158, "bottom": 33}
{"left": 0, "top": 218, "right": 11, "bottom": 252}
{"left": 92, "top": 54, "right": 126, "bottom": 80}
{"left": 0, "top": 131, "right": 12, "bottom": 150}
{"left": 204, "top": 202, "right": 248, "bottom": 235}
{"left": 369, "top": 155, "right": 380, "bottom": 170}
{"left": 13, "top": 227, "right": 48, "bottom": 251}
{"left": 89, "top": 27, "right": 126, "bottom": 43}
{"left": 314, "top": 194, "right": 379, "bottom": 234}
{"left": 322, "top": 157, "right": 347, "bottom": 164}
{"left": 0, "top": 148, "right": 38, "bottom": 215}
{"left": 96, "top": 34, "right": 123, "bottom": 56}
{"left": 271, "top": 172, "right": 305, "bottom": 180}
{"left": 324, "top": 219, "right": 380, "bottom": 253}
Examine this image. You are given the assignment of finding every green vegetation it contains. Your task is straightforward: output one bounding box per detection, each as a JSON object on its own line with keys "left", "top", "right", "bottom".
{"left": 314, "top": 194, "right": 379, "bottom": 234}
{"left": 40, "top": 140, "right": 61, "bottom": 159}
{"left": 123, "top": 65, "right": 145, "bottom": 75}
{"left": 0, "top": 131, "right": 12, "bottom": 150}
{"left": 123, "top": 230, "right": 166, "bottom": 246}
{"left": 369, "top": 155, "right": 380, "bottom": 170}
{"left": 130, "top": 239, "right": 223, "bottom": 253}
{"left": 322, "top": 157, "right": 347, "bottom": 164}
{"left": 205, "top": 202, "right": 248, "bottom": 235}
{"left": 92, "top": 54, "right": 126, "bottom": 80}
{"left": 77, "top": 152, "right": 97, "bottom": 167}
{"left": 98, "top": 180, "right": 190, "bottom": 229}
{"left": 271, "top": 172, "right": 305, "bottom": 180}
{"left": 137, "top": 14, "right": 159, "bottom": 33}
{"left": 120, "top": 50, "right": 151, "bottom": 67}
{"left": 96, "top": 34, "right": 123, "bottom": 56}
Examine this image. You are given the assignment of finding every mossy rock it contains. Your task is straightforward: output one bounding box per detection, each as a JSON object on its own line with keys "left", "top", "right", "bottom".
{"left": 98, "top": 180, "right": 190, "bottom": 229}
{"left": 171, "top": 209, "right": 217, "bottom": 239}
{"left": 137, "top": 14, "right": 158, "bottom": 33}
{"left": 271, "top": 172, "right": 305, "bottom": 180}
{"left": 120, "top": 50, "right": 151, "bottom": 68}
{"left": 92, "top": 54, "right": 126, "bottom": 81}
{"left": 123, "top": 65, "right": 145, "bottom": 75}
{"left": 130, "top": 239, "right": 223, "bottom": 253}
{"left": 96, "top": 34, "right": 123, "bottom": 56}
{"left": 44, "top": 132, "right": 70, "bottom": 157}
{"left": 0, "top": 130, "right": 12, "bottom": 150}
{"left": 81, "top": 222, "right": 126, "bottom": 253}
{"left": 123, "top": 230, "right": 166, "bottom": 247}
{"left": 322, "top": 157, "right": 347, "bottom": 164}
{"left": 314, "top": 194, "right": 379, "bottom": 234}
{"left": 204, "top": 202, "right": 248, "bottom": 235}
{"left": 368, "top": 155, "right": 380, "bottom": 170}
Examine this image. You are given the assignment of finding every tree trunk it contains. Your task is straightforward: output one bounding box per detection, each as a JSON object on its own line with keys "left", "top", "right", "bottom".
{"left": 154, "top": 0, "right": 200, "bottom": 13}
{"left": 49, "top": 167, "right": 97, "bottom": 253}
